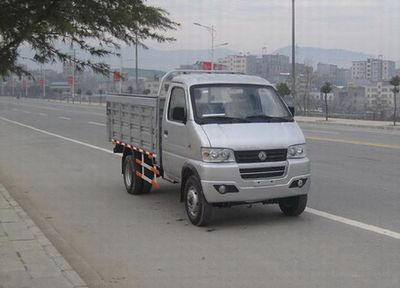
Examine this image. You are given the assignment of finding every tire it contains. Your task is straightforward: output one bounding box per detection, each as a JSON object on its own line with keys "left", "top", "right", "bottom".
{"left": 184, "top": 175, "right": 213, "bottom": 226}
{"left": 123, "top": 155, "right": 144, "bottom": 194}
{"left": 279, "top": 194, "right": 308, "bottom": 216}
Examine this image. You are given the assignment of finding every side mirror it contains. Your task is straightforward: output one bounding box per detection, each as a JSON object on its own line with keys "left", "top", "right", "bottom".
{"left": 288, "top": 106, "right": 295, "bottom": 116}
{"left": 172, "top": 107, "right": 186, "bottom": 123}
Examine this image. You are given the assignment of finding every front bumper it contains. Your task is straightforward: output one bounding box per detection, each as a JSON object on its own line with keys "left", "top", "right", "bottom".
{"left": 191, "top": 158, "right": 311, "bottom": 203}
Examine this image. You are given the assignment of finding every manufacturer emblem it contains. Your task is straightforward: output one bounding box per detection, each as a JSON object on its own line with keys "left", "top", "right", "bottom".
{"left": 258, "top": 151, "right": 267, "bottom": 161}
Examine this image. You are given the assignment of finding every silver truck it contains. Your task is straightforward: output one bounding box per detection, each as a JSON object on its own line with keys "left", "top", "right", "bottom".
{"left": 107, "top": 70, "right": 310, "bottom": 226}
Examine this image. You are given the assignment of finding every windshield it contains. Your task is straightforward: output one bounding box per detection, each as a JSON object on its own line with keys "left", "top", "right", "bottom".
{"left": 190, "top": 84, "right": 293, "bottom": 124}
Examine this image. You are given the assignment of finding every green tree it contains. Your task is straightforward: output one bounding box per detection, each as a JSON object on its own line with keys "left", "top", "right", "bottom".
{"left": 0, "top": 1, "right": 178, "bottom": 77}
{"left": 390, "top": 75, "right": 400, "bottom": 126}
{"left": 320, "top": 82, "right": 332, "bottom": 121}
{"left": 276, "top": 82, "right": 291, "bottom": 98}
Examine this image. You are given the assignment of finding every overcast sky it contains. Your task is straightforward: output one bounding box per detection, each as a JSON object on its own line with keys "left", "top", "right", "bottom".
{"left": 146, "top": 0, "right": 400, "bottom": 60}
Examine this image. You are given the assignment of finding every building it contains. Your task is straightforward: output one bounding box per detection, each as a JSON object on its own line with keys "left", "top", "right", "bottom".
{"left": 382, "top": 61, "right": 396, "bottom": 81}
{"left": 337, "top": 68, "right": 352, "bottom": 86}
{"left": 352, "top": 58, "right": 396, "bottom": 81}
{"left": 344, "top": 85, "right": 367, "bottom": 113}
{"left": 316, "top": 63, "right": 351, "bottom": 86}
{"left": 218, "top": 55, "right": 247, "bottom": 73}
{"left": 237, "top": 54, "right": 291, "bottom": 83}
{"left": 364, "top": 81, "right": 395, "bottom": 110}
{"left": 259, "top": 54, "right": 290, "bottom": 83}
{"left": 317, "top": 63, "right": 338, "bottom": 80}
{"left": 144, "top": 80, "right": 160, "bottom": 95}
{"left": 245, "top": 55, "right": 259, "bottom": 75}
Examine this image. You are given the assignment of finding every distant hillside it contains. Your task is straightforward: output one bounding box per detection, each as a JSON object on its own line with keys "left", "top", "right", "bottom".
{"left": 18, "top": 45, "right": 237, "bottom": 72}
{"left": 273, "top": 46, "right": 374, "bottom": 68}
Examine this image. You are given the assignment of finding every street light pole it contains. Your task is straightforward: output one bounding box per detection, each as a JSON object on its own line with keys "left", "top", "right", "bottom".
{"left": 211, "top": 25, "right": 215, "bottom": 71}
{"left": 291, "top": 0, "right": 296, "bottom": 102}
{"left": 135, "top": 33, "right": 138, "bottom": 92}
{"left": 194, "top": 22, "right": 217, "bottom": 71}
{"left": 25, "top": 76, "right": 28, "bottom": 97}
{"left": 72, "top": 49, "right": 75, "bottom": 103}
{"left": 119, "top": 56, "right": 123, "bottom": 94}
{"left": 40, "top": 65, "right": 46, "bottom": 99}
{"left": 11, "top": 75, "right": 14, "bottom": 97}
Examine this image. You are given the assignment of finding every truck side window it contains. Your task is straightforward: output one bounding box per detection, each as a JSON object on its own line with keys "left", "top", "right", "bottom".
{"left": 168, "top": 87, "right": 187, "bottom": 123}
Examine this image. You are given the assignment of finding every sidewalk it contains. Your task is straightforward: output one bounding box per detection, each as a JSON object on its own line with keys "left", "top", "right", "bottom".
{"left": 295, "top": 116, "right": 400, "bottom": 131}
{"left": 0, "top": 184, "right": 87, "bottom": 288}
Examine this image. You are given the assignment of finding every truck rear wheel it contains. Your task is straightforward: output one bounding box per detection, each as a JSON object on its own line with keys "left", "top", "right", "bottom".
{"left": 279, "top": 194, "right": 308, "bottom": 216}
{"left": 123, "top": 155, "right": 144, "bottom": 194}
{"left": 184, "top": 175, "right": 212, "bottom": 226}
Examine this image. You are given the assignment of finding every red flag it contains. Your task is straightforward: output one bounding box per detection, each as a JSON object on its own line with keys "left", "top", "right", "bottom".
{"left": 113, "top": 71, "right": 122, "bottom": 82}
{"left": 201, "top": 62, "right": 212, "bottom": 70}
{"left": 68, "top": 76, "right": 75, "bottom": 85}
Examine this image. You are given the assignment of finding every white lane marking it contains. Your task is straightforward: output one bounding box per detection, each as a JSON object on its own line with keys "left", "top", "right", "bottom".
{"left": 58, "top": 116, "right": 71, "bottom": 120}
{"left": 38, "top": 113, "right": 47, "bottom": 116}
{"left": 12, "top": 108, "right": 20, "bottom": 112}
{"left": 21, "top": 110, "right": 31, "bottom": 114}
{"left": 88, "top": 121, "right": 106, "bottom": 127}
{"left": 302, "top": 129, "right": 339, "bottom": 135}
{"left": 1, "top": 115, "right": 400, "bottom": 240}
{"left": 306, "top": 208, "right": 400, "bottom": 240}
{"left": 0, "top": 116, "right": 115, "bottom": 156}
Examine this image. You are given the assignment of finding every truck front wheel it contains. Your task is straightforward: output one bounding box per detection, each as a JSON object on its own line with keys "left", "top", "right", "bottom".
{"left": 184, "top": 175, "right": 213, "bottom": 226}
{"left": 123, "top": 155, "right": 144, "bottom": 194}
{"left": 279, "top": 194, "right": 308, "bottom": 216}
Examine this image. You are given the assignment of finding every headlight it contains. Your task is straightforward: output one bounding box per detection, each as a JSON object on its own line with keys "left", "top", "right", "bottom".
{"left": 201, "top": 148, "right": 235, "bottom": 162}
{"left": 287, "top": 144, "right": 306, "bottom": 159}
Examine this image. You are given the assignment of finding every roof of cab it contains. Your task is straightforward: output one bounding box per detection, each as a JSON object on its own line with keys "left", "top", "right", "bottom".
{"left": 171, "top": 73, "right": 272, "bottom": 87}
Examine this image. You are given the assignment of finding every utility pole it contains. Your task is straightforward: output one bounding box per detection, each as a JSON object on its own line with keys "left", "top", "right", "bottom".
{"left": 43, "top": 66, "right": 46, "bottom": 99}
{"left": 194, "top": 23, "right": 217, "bottom": 71}
{"left": 25, "top": 76, "right": 28, "bottom": 97}
{"left": 72, "top": 49, "right": 76, "bottom": 103}
{"left": 291, "top": 0, "right": 296, "bottom": 102}
{"left": 119, "top": 56, "right": 123, "bottom": 94}
{"left": 11, "top": 75, "right": 15, "bottom": 97}
{"left": 135, "top": 33, "right": 139, "bottom": 92}
{"left": 211, "top": 25, "right": 215, "bottom": 71}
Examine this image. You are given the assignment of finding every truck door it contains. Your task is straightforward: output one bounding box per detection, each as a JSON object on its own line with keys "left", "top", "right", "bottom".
{"left": 162, "top": 85, "right": 189, "bottom": 181}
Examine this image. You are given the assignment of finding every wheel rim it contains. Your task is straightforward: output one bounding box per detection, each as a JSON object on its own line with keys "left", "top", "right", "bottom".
{"left": 187, "top": 185, "right": 200, "bottom": 217}
{"left": 124, "top": 159, "right": 133, "bottom": 187}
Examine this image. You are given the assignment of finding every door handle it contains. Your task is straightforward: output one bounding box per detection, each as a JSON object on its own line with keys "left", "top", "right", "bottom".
{"left": 164, "top": 130, "right": 168, "bottom": 136}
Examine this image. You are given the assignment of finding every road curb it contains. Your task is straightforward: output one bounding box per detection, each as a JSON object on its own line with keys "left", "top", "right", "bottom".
{"left": 0, "top": 183, "right": 89, "bottom": 288}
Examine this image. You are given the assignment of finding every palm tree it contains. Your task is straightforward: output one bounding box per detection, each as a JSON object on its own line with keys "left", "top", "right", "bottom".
{"left": 320, "top": 82, "right": 332, "bottom": 121}
{"left": 390, "top": 75, "right": 400, "bottom": 126}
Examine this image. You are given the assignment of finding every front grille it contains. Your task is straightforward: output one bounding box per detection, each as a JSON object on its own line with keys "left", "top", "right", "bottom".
{"left": 234, "top": 149, "right": 287, "bottom": 163}
{"left": 239, "top": 166, "right": 286, "bottom": 179}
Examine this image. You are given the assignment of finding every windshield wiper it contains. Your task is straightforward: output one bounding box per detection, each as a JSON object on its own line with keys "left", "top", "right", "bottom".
{"left": 199, "top": 115, "right": 250, "bottom": 124}
{"left": 245, "top": 115, "right": 293, "bottom": 122}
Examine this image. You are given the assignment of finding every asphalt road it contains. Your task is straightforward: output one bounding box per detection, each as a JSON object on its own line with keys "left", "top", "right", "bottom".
{"left": 1, "top": 96, "right": 400, "bottom": 288}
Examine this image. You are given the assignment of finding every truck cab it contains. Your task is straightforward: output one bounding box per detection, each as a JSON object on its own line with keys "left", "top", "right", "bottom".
{"left": 161, "top": 73, "right": 310, "bottom": 225}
